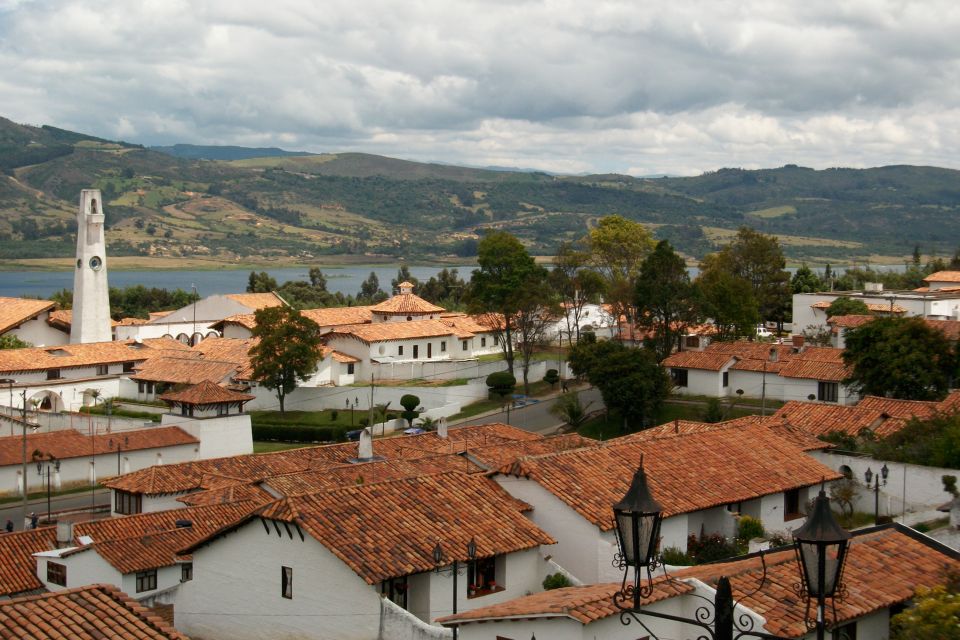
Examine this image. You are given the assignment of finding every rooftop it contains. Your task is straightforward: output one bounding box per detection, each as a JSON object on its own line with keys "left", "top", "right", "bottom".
{"left": 0, "top": 337, "right": 192, "bottom": 374}
{"left": 131, "top": 356, "right": 240, "bottom": 385}
{"left": 0, "top": 526, "right": 57, "bottom": 596}
{"left": 224, "top": 292, "right": 287, "bottom": 311}
{"left": 0, "top": 297, "right": 55, "bottom": 334}
{"left": 158, "top": 380, "right": 255, "bottom": 406}
{"left": 0, "top": 427, "right": 198, "bottom": 467}
{"left": 327, "top": 319, "right": 461, "bottom": 344}
{"left": 0, "top": 584, "right": 189, "bottom": 639}
{"left": 369, "top": 291, "right": 444, "bottom": 315}
{"left": 185, "top": 473, "right": 555, "bottom": 585}
{"left": 924, "top": 270, "right": 960, "bottom": 283}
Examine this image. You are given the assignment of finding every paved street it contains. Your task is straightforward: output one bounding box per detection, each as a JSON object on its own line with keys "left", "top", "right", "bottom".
{"left": 454, "top": 386, "right": 604, "bottom": 434}
{"left": 0, "top": 489, "right": 110, "bottom": 532}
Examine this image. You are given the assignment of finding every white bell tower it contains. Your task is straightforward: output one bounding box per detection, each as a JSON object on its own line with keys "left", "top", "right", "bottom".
{"left": 71, "top": 189, "right": 112, "bottom": 344}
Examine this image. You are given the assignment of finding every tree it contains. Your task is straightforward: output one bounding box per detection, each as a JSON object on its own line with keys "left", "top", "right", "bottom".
{"left": 247, "top": 271, "right": 278, "bottom": 293}
{"left": 550, "top": 242, "right": 605, "bottom": 344}
{"left": 467, "top": 232, "right": 541, "bottom": 376}
{"left": 550, "top": 392, "right": 592, "bottom": 429}
{"left": 418, "top": 268, "right": 466, "bottom": 307}
{"left": 890, "top": 570, "right": 960, "bottom": 640}
{"left": 543, "top": 369, "right": 560, "bottom": 389}
{"left": 568, "top": 341, "right": 671, "bottom": 432}
{"left": 825, "top": 297, "right": 870, "bottom": 318}
{"left": 0, "top": 334, "right": 31, "bottom": 350}
{"left": 584, "top": 215, "right": 655, "bottom": 335}
{"left": 701, "top": 398, "right": 724, "bottom": 423}
{"left": 695, "top": 267, "right": 759, "bottom": 341}
{"left": 513, "top": 268, "right": 559, "bottom": 394}
{"left": 704, "top": 228, "right": 790, "bottom": 327}
{"left": 308, "top": 268, "right": 328, "bottom": 291}
{"left": 791, "top": 263, "right": 823, "bottom": 294}
{"left": 249, "top": 306, "right": 323, "bottom": 413}
{"left": 843, "top": 317, "right": 955, "bottom": 400}
{"left": 635, "top": 240, "right": 700, "bottom": 360}
{"left": 399, "top": 394, "right": 421, "bottom": 427}
{"left": 357, "top": 272, "right": 386, "bottom": 303}
{"left": 486, "top": 371, "right": 516, "bottom": 402}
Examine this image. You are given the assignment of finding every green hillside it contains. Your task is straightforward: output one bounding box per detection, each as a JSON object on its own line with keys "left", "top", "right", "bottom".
{"left": 1, "top": 116, "right": 958, "bottom": 265}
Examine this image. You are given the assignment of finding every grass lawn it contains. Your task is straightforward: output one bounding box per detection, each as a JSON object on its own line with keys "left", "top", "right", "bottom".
{"left": 253, "top": 441, "right": 309, "bottom": 454}
{"left": 249, "top": 409, "right": 396, "bottom": 429}
{"left": 577, "top": 402, "right": 759, "bottom": 441}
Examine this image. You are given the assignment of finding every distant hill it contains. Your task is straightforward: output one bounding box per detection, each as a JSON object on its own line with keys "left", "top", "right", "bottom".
{"left": 1, "top": 115, "right": 959, "bottom": 265}
{"left": 151, "top": 144, "right": 314, "bottom": 161}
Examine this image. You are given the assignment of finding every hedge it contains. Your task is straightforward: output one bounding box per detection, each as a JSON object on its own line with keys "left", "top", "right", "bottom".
{"left": 252, "top": 424, "right": 349, "bottom": 443}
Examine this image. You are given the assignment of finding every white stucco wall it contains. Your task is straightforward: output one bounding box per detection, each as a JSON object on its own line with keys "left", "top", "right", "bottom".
{"left": 177, "top": 518, "right": 383, "bottom": 640}
{"left": 160, "top": 413, "right": 252, "bottom": 459}
{"left": 9, "top": 313, "right": 70, "bottom": 348}
{"left": 668, "top": 367, "right": 730, "bottom": 397}
{"left": 36, "top": 547, "right": 122, "bottom": 592}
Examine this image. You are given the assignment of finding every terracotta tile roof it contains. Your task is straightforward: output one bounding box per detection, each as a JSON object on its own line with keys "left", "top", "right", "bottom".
{"left": 827, "top": 315, "right": 960, "bottom": 340}
{"left": 46, "top": 309, "right": 121, "bottom": 330}
{"left": 104, "top": 423, "right": 539, "bottom": 496}
{"left": 327, "top": 319, "right": 458, "bottom": 344}
{"left": 73, "top": 502, "right": 258, "bottom": 544}
{"left": 661, "top": 350, "right": 737, "bottom": 371}
{"left": 118, "top": 316, "right": 150, "bottom": 326}
{"left": 177, "top": 483, "right": 276, "bottom": 506}
{"left": 189, "top": 336, "right": 256, "bottom": 380}
{"left": 628, "top": 416, "right": 828, "bottom": 452}
{"left": 827, "top": 314, "right": 874, "bottom": 330}
{"left": 772, "top": 402, "right": 889, "bottom": 438}
{"left": 302, "top": 306, "right": 374, "bottom": 327}
{"left": 212, "top": 313, "right": 257, "bottom": 330}
{"left": 467, "top": 434, "right": 601, "bottom": 470}
{"left": 810, "top": 301, "right": 908, "bottom": 313}
{"left": 132, "top": 357, "right": 240, "bottom": 385}
{"left": 0, "top": 584, "right": 190, "bottom": 639}
{"left": 0, "top": 527, "right": 57, "bottom": 596}
{"left": 369, "top": 292, "right": 444, "bottom": 315}
{"left": 674, "top": 525, "right": 960, "bottom": 638}
{"left": 68, "top": 527, "right": 202, "bottom": 574}
{"left": 924, "top": 319, "right": 960, "bottom": 340}
{"left": 855, "top": 395, "right": 943, "bottom": 420}
{"left": 777, "top": 359, "right": 849, "bottom": 382}
{"left": 0, "top": 338, "right": 190, "bottom": 374}
{"left": 0, "top": 297, "right": 55, "bottom": 334}
{"left": 924, "top": 270, "right": 960, "bottom": 283}
{"left": 0, "top": 427, "right": 198, "bottom": 466}
{"left": 224, "top": 292, "right": 287, "bottom": 310}
{"left": 438, "top": 313, "right": 495, "bottom": 338}
{"left": 328, "top": 349, "right": 359, "bottom": 363}
{"left": 158, "top": 380, "right": 254, "bottom": 405}
{"left": 498, "top": 424, "right": 841, "bottom": 526}
{"left": 263, "top": 455, "right": 483, "bottom": 496}
{"left": 438, "top": 578, "right": 692, "bottom": 626}
{"left": 185, "top": 473, "right": 555, "bottom": 585}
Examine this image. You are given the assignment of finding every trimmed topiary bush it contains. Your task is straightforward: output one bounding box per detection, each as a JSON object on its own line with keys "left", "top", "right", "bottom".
{"left": 542, "top": 572, "right": 572, "bottom": 590}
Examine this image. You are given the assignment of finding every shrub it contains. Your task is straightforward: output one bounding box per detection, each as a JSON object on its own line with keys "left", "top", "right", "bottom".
{"left": 251, "top": 424, "right": 347, "bottom": 443}
{"left": 702, "top": 397, "right": 724, "bottom": 423}
{"left": 330, "top": 410, "right": 338, "bottom": 421}
{"left": 486, "top": 371, "right": 516, "bottom": 399}
{"left": 737, "top": 516, "right": 765, "bottom": 543}
{"left": 542, "top": 572, "right": 572, "bottom": 590}
{"left": 660, "top": 546, "right": 694, "bottom": 566}
{"left": 687, "top": 533, "right": 739, "bottom": 564}
{"left": 543, "top": 369, "right": 560, "bottom": 389}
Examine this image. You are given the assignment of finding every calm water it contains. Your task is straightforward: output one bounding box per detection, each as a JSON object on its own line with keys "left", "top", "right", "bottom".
{"left": 0, "top": 265, "right": 476, "bottom": 299}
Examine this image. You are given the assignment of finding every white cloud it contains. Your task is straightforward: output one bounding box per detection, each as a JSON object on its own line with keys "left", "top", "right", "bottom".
{"left": 1, "top": 1, "right": 959, "bottom": 174}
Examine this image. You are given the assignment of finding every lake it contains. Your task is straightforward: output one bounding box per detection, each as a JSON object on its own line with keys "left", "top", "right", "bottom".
{"left": 0, "top": 265, "right": 477, "bottom": 299}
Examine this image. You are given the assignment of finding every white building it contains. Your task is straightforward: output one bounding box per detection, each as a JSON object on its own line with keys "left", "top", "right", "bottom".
{"left": 0, "top": 298, "right": 69, "bottom": 348}
{"left": 71, "top": 189, "right": 112, "bottom": 345}
{"left": 792, "top": 284, "right": 960, "bottom": 334}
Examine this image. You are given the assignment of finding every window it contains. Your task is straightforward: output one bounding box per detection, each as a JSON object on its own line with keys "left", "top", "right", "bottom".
{"left": 832, "top": 622, "right": 856, "bottom": 640}
{"left": 147, "top": 382, "right": 154, "bottom": 394}
{"left": 818, "top": 381, "right": 838, "bottom": 403}
{"left": 722, "top": 371, "right": 729, "bottom": 387}
{"left": 380, "top": 576, "right": 408, "bottom": 609}
{"left": 494, "top": 336, "right": 499, "bottom": 345}
{"left": 462, "top": 340, "right": 468, "bottom": 351}
{"left": 47, "top": 561, "right": 66, "bottom": 586}
{"left": 726, "top": 502, "right": 742, "bottom": 514}
{"left": 406, "top": 316, "right": 413, "bottom": 321}
{"left": 839, "top": 465, "right": 853, "bottom": 480}
{"left": 784, "top": 488, "right": 802, "bottom": 521}
{"left": 440, "top": 341, "right": 446, "bottom": 353}
{"left": 181, "top": 404, "right": 194, "bottom": 417}
{"left": 467, "top": 556, "right": 501, "bottom": 597}
{"left": 481, "top": 337, "right": 487, "bottom": 347}
{"left": 671, "top": 369, "right": 689, "bottom": 388}
{"left": 115, "top": 491, "right": 142, "bottom": 515}
{"left": 122, "top": 361, "right": 135, "bottom": 373}
{"left": 398, "top": 345, "right": 404, "bottom": 356}
{"left": 136, "top": 569, "right": 157, "bottom": 593}
{"left": 413, "top": 345, "right": 419, "bottom": 359}
{"left": 138, "top": 382, "right": 145, "bottom": 393}
{"left": 347, "top": 363, "right": 355, "bottom": 375}
{"left": 96, "top": 364, "right": 108, "bottom": 376}
{"left": 217, "top": 404, "right": 229, "bottom": 416}
{"left": 282, "top": 566, "right": 293, "bottom": 599}
{"left": 685, "top": 336, "right": 699, "bottom": 348}
{"left": 181, "top": 563, "right": 193, "bottom": 582}
{"left": 47, "top": 369, "right": 61, "bottom": 380}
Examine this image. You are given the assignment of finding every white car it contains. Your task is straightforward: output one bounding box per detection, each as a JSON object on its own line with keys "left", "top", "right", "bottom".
{"left": 756, "top": 325, "right": 773, "bottom": 338}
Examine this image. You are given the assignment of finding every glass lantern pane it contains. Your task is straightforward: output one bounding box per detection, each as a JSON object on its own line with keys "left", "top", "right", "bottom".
{"left": 800, "top": 542, "right": 820, "bottom": 596}
{"left": 823, "top": 543, "right": 841, "bottom": 595}
{"left": 616, "top": 512, "right": 636, "bottom": 563}
{"left": 637, "top": 514, "right": 655, "bottom": 561}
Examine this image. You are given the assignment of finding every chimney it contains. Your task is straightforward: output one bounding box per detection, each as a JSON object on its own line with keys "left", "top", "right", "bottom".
{"left": 55, "top": 521, "right": 73, "bottom": 548}
{"left": 437, "top": 418, "right": 448, "bottom": 439}
{"left": 768, "top": 347, "right": 779, "bottom": 363}
{"left": 358, "top": 427, "right": 373, "bottom": 460}
{"left": 791, "top": 335, "right": 805, "bottom": 353}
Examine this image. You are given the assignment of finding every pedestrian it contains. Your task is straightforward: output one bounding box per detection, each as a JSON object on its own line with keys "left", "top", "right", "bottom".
{"left": 561, "top": 379, "right": 569, "bottom": 393}
{"left": 4, "top": 520, "right": 12, "bottom": 533}
{"left": 29, "top": 512, "right": 38, "bottom": 530}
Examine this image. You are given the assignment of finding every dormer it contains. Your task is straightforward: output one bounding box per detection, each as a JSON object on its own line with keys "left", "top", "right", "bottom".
{"left": 158, "top": 381, "right": 254, "bottom": 419}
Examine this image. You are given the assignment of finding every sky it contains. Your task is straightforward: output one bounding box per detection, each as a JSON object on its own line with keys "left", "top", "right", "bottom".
{"left": 2, "top": 0, "right": 959, "bottom": 176}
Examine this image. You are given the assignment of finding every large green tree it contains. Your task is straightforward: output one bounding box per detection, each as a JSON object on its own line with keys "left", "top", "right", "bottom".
{"left": 891, "top": 570, "right": 960, "bottom": 640}
{"left": 635, "top": 240, "right": 700, "bottom": 360}
{"left": 843, "top": 317, "right": 955, "bottom": 400}
{"left": 467, "top": 231, "right": 541, "bottom": 375}
{"left": 584, "top": 215, "right": 655, "bottom": 334}
{"left": 695, "top": 268, "right": 759, "bottom": 341}
{"left": 791, "top": 263, "right": 824, "bottom": 294}
{"left": 550, "top": 242, "right": 606, "bottom": 344}
{"left": 513, "top": 268, "right": 561, "bottom": 395}
{"left": 825, "top": 297, "right": 870, "bottom": 318}
{"left": 568, "top": 340, "right": 671, "bottom": 432}
{"left": 249, "top": 306, "right": 323, "bottom": 413}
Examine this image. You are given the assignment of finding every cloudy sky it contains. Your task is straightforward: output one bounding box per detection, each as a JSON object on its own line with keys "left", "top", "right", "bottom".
{"left": 1, "top": 0, "right": 959, "bottom": 175}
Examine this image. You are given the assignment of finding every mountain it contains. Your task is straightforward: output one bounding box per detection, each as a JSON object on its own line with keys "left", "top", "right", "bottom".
{"left": 1, "top": 116, "right": 958, "bottom": 266}
{"left": 150, "top": 144, "right": 313, "bottom": 161}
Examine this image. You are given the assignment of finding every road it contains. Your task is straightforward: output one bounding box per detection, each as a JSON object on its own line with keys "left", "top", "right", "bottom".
{"left": 0, "top": 489, "right": 111, "bottom": 532}
{"left": 454, "top": 387, "right": 604, "bottom": 434}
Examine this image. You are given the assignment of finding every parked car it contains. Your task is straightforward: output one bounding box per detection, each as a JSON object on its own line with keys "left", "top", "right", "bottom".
{"left": 756, "top": 326, "right": 773, "bottom": 338}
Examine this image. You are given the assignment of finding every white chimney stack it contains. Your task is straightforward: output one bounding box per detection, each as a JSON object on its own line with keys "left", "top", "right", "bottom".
{"left": 437, "top": 418, "right": 448, "bottom": 439}
{"left": 358, "top": 427, "right": 373, "bottom": 460}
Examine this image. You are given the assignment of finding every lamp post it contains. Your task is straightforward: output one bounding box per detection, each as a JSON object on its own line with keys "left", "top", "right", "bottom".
{"left": 109, "top": 435, "right": 129, "bottom": 475}
{"left": 35, "top": 454, "right": 60, "bottom": 523}
{"left": 792, "top": 487, "right": 852, "bottom": 640}
{"left": 761, "top": 347, "right": 776, "bottom": 417}
{"left": 433, "top": 537, "right": 477, "bottom": 640}
{"left": 0, "top": 383, "right": 32, "bottom": 531}
{"left": 613, "top": 466, "right": 850, "bottom": 640}
{"left": 864, "top": 464, "right": 889, "bottom": 525}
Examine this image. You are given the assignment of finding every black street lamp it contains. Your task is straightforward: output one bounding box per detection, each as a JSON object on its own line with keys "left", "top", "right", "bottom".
{"left": 613, "top": 466, "right": 851, "bottom": 640}
{"left": 433, "top": 537, "right": 477, "bottom": 640}
{"left": 35, "top": 454, "right": 60, "bottom": 523}
{"left": 109, "top": 436, "right": 129, "bottom": 475}
{"left": 793, "top": 487, "right": 852, "bottom": 640}
{"left": 864, "top": 464, "right": 889, "bottom": 525}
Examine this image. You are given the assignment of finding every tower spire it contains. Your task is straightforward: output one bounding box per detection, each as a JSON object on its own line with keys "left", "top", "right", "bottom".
{"left": 71, "top": 189, "right": 112, "bottom": 343}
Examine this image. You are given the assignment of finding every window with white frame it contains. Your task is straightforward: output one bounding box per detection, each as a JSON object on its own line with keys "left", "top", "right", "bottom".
{"left": 282, "top": 566, "right": 293, "bottom": 599}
